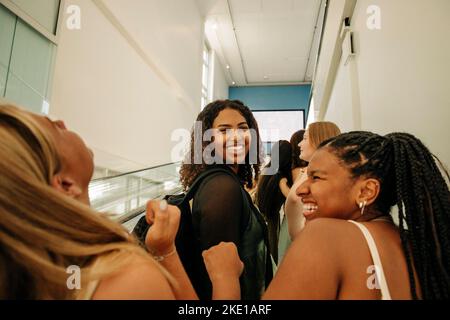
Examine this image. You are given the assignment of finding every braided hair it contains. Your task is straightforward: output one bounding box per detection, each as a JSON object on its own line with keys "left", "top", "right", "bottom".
{"left": 318, "top": 131, "right": 450, "bottom": 299}
{"left": 179, "top": 100, "right": 264, "bottom": 190}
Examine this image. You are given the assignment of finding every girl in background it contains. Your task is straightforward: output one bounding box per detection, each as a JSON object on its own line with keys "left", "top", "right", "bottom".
{"left": 285, "top": 121, "right": 341, "bottom": 240}
{"left": 277, "top": 130, "right": 309, "bottom": 262}
{"left": 255, "top": 140, "right": 292, "bottom": 264}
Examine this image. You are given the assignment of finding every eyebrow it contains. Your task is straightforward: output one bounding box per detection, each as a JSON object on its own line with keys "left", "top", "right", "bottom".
{"left": 308, "top": 169, "right": 327, "bottom": 176}
{"left": 217, "top": 122, "right": 248, "bottom": 127}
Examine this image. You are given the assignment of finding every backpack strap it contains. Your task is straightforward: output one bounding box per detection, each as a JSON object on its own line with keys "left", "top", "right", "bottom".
{"left": 182, "top": 167, "right": 238, "bottom": 204}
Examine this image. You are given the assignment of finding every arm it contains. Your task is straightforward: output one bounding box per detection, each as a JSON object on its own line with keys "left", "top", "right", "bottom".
{"left": 195, "top": 174, "right": 244, "bottom": 249}
{"left": 284, "top": 172, "right": 308, "bottom": 240}
{"left": 92, "top": 254, "right": 177, "bottom": 300}
{"left": 146, "top": 198, "right": 243, "bottom": 300}
{"left": 262, "top": 219, "right": 342, "bottom": 299}
{"left": 279, "top": 178, "right": 290, "bottom": 198}
{"left": 291, "top": 168, "right": 302, "bottom": 182}
{"left": 192, "top": 174, "right": 244, "bottom": 298}
{"left": 145, "top": 200, "right": 198, "bottom": 300}
{"left": 202, "top": 242, "right": 244, "bottom": 300}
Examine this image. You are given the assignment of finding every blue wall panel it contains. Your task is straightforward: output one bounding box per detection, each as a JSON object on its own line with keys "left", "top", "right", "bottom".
{"left": 229, "top": 85, "right": 311, "bottom": 113}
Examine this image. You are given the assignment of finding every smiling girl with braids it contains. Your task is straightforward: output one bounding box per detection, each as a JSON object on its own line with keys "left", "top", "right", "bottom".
{"left": 196, "top": 131, "right": 450, "bottom": 299}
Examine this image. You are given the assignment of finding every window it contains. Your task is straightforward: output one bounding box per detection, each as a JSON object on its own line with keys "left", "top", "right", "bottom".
{"left": 252, "top": 110, "right": 305, "bottom": 142}
{"left": 252, "top": 110, "right": 305, "bottom": 154}
{"left": 201, "top": 43, "right": 212, "bottom": 110}
{"left": 0, "top": 2, "right": 59, "bottom": 114}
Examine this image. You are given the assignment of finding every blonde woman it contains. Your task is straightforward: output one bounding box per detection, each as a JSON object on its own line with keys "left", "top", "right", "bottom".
{"left": 0, "top": 104, "right": 239, "bottom": 300}
{"left": 284, "top": 121, "right": 341, "bottom": 241}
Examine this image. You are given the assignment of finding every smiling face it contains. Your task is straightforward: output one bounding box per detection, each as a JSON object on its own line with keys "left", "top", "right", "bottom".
{"left": 298, "top": 129, "right": 315, "bottom": 162}
{"left": 212, "top": 108, "right": 251, "bottom": 166}
{"left": 32, "top": 114, "right": 94, "bottom": 204}
{"left": 296, "top": 148, "right": 363, "bottom": 222}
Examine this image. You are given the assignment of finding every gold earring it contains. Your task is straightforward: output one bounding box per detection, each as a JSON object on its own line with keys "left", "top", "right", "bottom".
{"left": 359, "top": 200, "right": 367, "bottom": 216}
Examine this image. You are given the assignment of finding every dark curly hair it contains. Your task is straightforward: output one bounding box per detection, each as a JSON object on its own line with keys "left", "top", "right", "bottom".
{"left": 290, "top": 130, "right": 309, "bottom": 169}
{"left": 179, "top": 100, "right": 264, "bottom": 190}
{"left": 319, "top": 131, "right": 450, "bottom": 299}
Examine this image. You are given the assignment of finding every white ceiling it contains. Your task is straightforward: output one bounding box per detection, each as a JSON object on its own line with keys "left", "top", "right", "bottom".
{"left": 197, "top": 0, "right": 326, "bottom": 86}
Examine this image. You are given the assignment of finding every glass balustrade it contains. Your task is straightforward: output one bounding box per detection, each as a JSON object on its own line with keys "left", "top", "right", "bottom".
{"left": 89, "top": 162, "right": 182, "bottom": 226}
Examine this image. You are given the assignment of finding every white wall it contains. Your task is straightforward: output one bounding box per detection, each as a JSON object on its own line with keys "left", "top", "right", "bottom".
{"left": 212, "top": 51, "right": 229, "bottom": 100}
{"left": 319, "top": 0, "right": 450, "bottom": 167}
{"left": 326, "top": 55, "right": 354, "bottom": 132}
{"left": 50, "top": 0, "right": 204, "bottom": 171}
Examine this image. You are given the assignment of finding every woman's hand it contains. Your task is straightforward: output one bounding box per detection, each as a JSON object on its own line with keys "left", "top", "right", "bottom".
{"left": 144, "top": 200, "right": 181, "bottom": 256}
{"left": 279, "top": 177, "right": 290, "bottom": 198}
{"left": 203, "top": 242, "right": 244, "bottom": 300}
{"left": 203, "top": 242, "right": 244, "bottom": 282}
{"left": 285, "top": 172, "right": 308, "bottom": 240}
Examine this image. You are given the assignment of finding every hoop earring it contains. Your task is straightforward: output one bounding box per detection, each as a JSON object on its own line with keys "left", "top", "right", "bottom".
{"left": 359, "top": 200, "right": 367, "bottom": 216}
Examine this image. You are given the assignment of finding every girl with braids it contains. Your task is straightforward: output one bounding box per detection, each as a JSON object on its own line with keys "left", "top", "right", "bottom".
{"left": 179, "top": 99, "right": 270, "bottom": 300}
{"left": 190, "top": 131, "right": 450, "bottom": 299}
{"left": 0, "top": 103, "right": 237, "bottom": 300}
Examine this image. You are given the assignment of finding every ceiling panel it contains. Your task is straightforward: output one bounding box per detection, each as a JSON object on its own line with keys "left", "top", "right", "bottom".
{"left": 201, "top": 0, "right": 324, "bottom": 85}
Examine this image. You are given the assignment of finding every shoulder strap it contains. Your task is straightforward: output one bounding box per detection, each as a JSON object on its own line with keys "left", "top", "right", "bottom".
{"left": 183, "top": 167, "right": 239, "bottom": 204}
{"left": 348, "top": 220, "right": 392, "bottom": 300}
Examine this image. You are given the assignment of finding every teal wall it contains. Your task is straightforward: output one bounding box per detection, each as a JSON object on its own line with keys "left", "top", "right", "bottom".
{"left": 229, "top": 85, "right": 311, "bottom": 114}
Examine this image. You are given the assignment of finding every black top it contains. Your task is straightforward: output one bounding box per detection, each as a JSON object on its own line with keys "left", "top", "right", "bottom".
{"left": 192, "top": 168, "right": 249, "bottom": 250}
{"left": 190, "top": 165, "right": 269, "bottom": 300}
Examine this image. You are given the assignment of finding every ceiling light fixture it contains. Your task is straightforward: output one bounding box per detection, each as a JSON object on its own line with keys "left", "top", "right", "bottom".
{"left": 226, "top": 65, "right": 230, "bottom": 69}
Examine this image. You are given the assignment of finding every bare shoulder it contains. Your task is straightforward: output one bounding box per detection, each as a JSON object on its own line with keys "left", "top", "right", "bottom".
{"left": 92, "top": 254, "right": 175, "bottom": 300}
{"left": 264, "top": 218, "right": 354, "bottom": 299}
{"left": 288, "top": 218, "right": 363, "bottom": 262}
{"left": 296, "top": 218, "right": 358, "bottom": 243}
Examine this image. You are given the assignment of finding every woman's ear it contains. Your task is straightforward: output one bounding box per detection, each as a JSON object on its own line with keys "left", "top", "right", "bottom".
{"left": 51, "top": 174, "right": 82, "bottom": 198}
{"left": 355, "top": 178, "right": 381, "bottom": 206}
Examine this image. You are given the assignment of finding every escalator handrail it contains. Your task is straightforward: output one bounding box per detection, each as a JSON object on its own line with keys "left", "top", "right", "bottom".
{"left": 114, "top": 186, "right": 184, "bottom": 224}
{"left": 92, "top": 161, "right": 181, "bottom": 182}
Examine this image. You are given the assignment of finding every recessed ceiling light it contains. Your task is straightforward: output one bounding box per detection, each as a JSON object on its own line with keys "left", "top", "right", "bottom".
{"left": 263, "top": 75, "right": 269, "bottom": 80}
{"left": 226, "top": 65, "right": 230, "bottom": 69}
{"left": 232, "top": 81, "right": 236, "bottom": 85}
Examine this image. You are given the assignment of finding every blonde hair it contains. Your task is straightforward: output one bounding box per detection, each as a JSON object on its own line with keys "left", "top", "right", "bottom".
{"left": 307, "top": 121, "right": 341, "bottom": 149}
{"left": 0, "top": 104, "right": 172, "bottom": 299}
